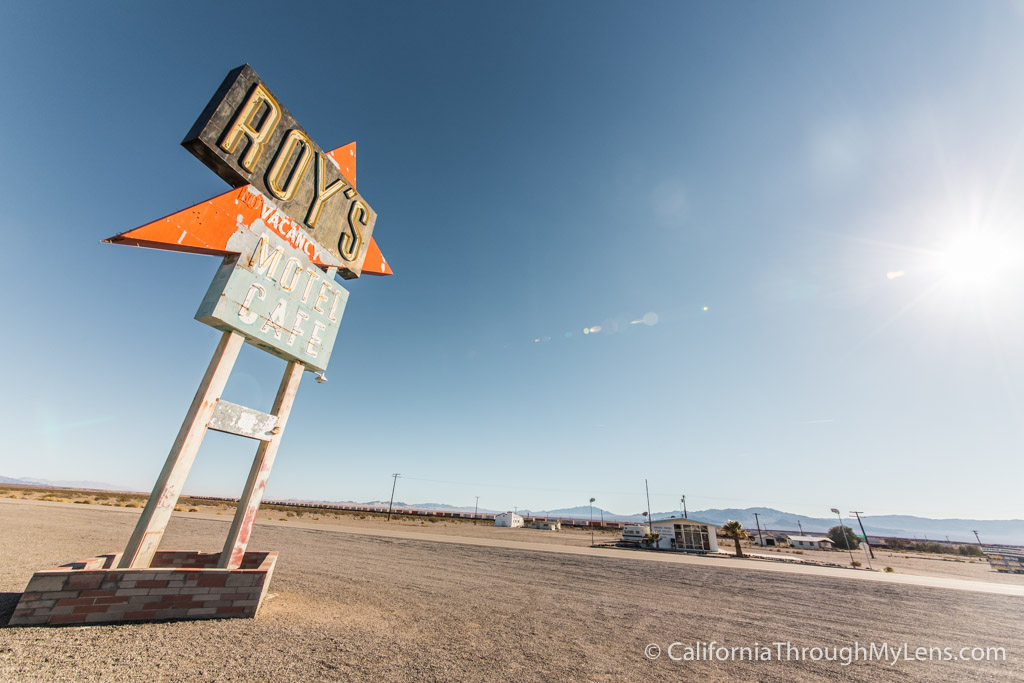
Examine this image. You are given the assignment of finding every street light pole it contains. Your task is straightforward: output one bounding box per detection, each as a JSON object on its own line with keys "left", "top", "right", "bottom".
{"left": 832, "top": 508, "right": 856, "bottom": 567}
{"left": 645, "top": 479, "right": 655, "bottom": 549}
{"left": 387, "top": 473, "right": 400, "bottom": 521}
{"left": 589, "top": 497, "right": 595, "bottom": 546}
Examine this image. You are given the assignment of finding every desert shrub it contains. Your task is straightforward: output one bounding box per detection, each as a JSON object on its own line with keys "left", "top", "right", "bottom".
{"left": 188, "top": 507, "right": 199, "bottom": 512}
{"left": 851, "top": 560, "right": 862, "bottom": 568}
{"left": 958, "top": 545, "right": 984, "bottom": 557}
{"left": 884, "top": 566, "right": 895, "bottom": 573}
{"left": 913, "top": 542, "right": 945, "bottom": 554}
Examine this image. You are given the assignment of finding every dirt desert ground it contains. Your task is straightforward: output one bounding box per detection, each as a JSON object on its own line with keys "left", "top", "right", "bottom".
{"left": 1, "top": 499, "right": 1022, "bottom": 681}
{"left": 4, "top": 485, "right": 1020, "bottom": 586}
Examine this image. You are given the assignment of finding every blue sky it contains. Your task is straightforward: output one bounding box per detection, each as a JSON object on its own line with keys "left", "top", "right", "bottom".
{"left": 2, "top": 2, "right": 1023, "bottom": 520}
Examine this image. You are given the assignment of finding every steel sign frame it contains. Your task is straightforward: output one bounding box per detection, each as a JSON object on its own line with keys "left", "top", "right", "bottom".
{"left": 16, "top": 64, "right": 392, "bottom": 626}
{"left": 111, "top": 68, "right": 386, "bottom": 575}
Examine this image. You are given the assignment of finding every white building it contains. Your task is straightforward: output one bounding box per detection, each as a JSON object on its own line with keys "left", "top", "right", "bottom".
{"left": 529, "top": 520, "right": 561, "bottom": 530}
{"left": 750, "top": 533, "right": 786, "bottom": 547}
{"left": 787, "top": 535, "right": 834, "bottom": 550}
{"left": 648, "top": 518, "right": 719, "bottom": 553}
{"left": 495, "top": 512, "right": 524, "bottom": 528}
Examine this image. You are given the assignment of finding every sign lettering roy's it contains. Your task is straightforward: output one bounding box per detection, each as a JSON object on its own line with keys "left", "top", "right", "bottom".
{"left": 183, "top": 64, "right": 377, "bottom": 279}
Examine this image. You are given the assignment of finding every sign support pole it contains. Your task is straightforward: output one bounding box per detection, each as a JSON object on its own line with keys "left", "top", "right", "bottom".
{"left": 119, "top": 330, "right": 244, "bottom": 569}
{"left": 219, "top": 360, "right": 304, "bottom": 569}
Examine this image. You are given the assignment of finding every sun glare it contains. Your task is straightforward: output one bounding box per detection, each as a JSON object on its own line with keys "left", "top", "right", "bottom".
{"left": 935, "top": 232, "right": 1018, "bottom": 288}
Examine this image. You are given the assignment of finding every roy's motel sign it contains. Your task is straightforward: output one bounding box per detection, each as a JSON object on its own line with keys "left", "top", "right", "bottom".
{"left": 9, "top": 64, "right": 393, "bottom": 627}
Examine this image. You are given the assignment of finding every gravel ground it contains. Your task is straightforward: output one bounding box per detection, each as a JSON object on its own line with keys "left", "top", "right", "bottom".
{"left": 1, "top": 501, "right": 1021, "bottom": 682}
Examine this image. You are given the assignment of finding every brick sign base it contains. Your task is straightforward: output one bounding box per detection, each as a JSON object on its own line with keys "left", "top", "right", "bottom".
{"left": 9, "top": 550, "right": 277, "bottom": 626}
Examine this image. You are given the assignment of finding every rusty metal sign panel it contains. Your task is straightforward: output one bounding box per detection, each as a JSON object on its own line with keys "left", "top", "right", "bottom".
{"left": 183, "top": 64, "right": 377, "bottom": 280}
{"left": 196, "top": 226, "right": 348, "bottom": 373}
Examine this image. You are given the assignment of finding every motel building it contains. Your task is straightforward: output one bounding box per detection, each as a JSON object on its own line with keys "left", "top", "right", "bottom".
{"left": 786, "top": 535, "right": 834, "bottom": 550}
{"left": 494, "top": 512, "right": 525, "bottom": 528}
{"left": 647, "top": 518, "right": 719, "bottom": 553}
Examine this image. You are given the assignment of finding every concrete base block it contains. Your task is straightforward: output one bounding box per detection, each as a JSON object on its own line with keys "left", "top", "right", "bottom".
{"left": 9, "top": 550, "right": 277, "bottom": 626}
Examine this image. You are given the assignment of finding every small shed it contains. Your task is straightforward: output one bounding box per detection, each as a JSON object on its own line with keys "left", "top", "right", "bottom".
{"left": 751, "top": 533, "right": 786, "bottom": 547}
{"left": 529, "top": 520, "right": 561, "bottom": 530}
{"left": 495, "top": 512, "right": 524, "bottom": 528}
{"left": 786, "top": 535, "right": 834, "bottom": 550}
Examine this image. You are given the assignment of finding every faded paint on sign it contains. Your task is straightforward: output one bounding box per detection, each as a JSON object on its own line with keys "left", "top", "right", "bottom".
{"left": 182, "top": 65, "right": 377, "bottom": 279}
{"left": 195, "top": 225, "right": 348, "bottom": 372}
{"left": 208, "top": 400, "right": 278, "bottom": 441}
{"left": 103, "top": 145, "right": 393, "bottom": 276}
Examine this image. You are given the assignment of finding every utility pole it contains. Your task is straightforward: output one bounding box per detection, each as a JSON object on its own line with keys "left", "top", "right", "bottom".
{"left": 832, "top": 508, "right": 856, "bottom": 567}
{"left": 797, "top": 519, "right": 803, "bottom": 535}
{"left": 973, "top": 530, "right": 982, "bottom": 546}
{"left": 474, "top": 496, "right": 479, "bottom": 525}
{"left": 645, "top": 479, "right": 655, "bottom": 549}
{"left": 850, "top": 511, "right": 874, "bottom": 559}
{"left": 753, "top": 512, "right": 764, "bottom": 547}
{"left": 386, "top": 473, "right": 400, "bottom": 521}
{"left": 589, "top": 497, "right": 595, "bottom": 546}
{"left": 681, "top": 495, "right": 687, "bottom": 519}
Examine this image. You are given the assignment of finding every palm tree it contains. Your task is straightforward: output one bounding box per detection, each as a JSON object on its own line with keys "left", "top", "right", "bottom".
{"left": 722, "top": 520, "right": 747, "bottom": 558}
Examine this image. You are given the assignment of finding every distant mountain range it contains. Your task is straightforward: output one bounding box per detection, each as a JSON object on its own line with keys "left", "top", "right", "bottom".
{"left": 0, "top": 475, "right": 130, "bottom": 491}
{"left": 516, "top": 506, "right": 1023, "bottom": 545}
{"left": 285, "top": 500, "right": 1024, "bottom": 545}
{"left": 4, "top": 476, "right": 1021, "bottom": 545}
